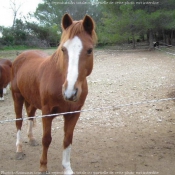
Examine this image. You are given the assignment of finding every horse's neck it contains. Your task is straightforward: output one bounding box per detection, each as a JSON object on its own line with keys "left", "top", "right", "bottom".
{"left": 47, "top": 51, "right": 63, "bottom": 75}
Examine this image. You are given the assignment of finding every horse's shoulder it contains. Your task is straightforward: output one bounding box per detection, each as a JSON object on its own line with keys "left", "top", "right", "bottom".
{"left": 13, "top": 50, "right": 47, "bottom": 65}
{"left": 22, "top": 50, "right": 49, "bottom": 58}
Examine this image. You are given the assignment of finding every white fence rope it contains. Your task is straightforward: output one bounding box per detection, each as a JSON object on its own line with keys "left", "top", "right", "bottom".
{"left": 0, "top": 97, "right": 175, "bottom": 124}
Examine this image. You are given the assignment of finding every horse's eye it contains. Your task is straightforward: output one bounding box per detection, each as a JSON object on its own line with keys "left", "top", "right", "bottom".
{"left": 61, "top": 46, "right": 66, "bottom": 52}
{"left": 87, "top": 48, "right": 93, "bottom": 55}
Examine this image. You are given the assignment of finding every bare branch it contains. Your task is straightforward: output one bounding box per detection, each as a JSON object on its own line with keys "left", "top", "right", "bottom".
{"left": 9, "top": 0, "right": 24, "bottom": 28}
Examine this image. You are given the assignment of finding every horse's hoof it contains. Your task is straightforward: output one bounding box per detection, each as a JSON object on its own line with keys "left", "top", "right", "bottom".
{"left": 64, "top": 169, "right": 74, "bottom": 175}
{"left": 15, "top": 152, "right": 26, "bottom": 160}
{"left": 29, "top": 139, "right": 39, "bottom": 146}
{"left": 0, "top": 97, "right": 4, "bottom": 101}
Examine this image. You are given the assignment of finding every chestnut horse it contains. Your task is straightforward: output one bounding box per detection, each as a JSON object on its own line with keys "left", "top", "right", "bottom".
{"left": 11, "top": 14, "right": 97, "bottom": 174}
{"left": 0, "top": 59, "right": 12, "bottom": 101}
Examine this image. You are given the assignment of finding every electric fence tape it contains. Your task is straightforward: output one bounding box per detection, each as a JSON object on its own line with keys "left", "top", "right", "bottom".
{"left": 0, "top": 97, "right": 175, "bottom": 124}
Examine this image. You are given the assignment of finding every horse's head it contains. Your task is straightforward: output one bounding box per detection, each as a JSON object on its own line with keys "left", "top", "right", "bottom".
{"left": 60, "top": 14, "right": 97, "bottom": 102}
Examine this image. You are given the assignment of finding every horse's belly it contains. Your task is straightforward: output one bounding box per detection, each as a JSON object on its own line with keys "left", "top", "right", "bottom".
{"left": 18, "top": 86, "right": 42, "bottom": 110}
{"left": 15, "top": 67, "right": 42, "bottom": 110}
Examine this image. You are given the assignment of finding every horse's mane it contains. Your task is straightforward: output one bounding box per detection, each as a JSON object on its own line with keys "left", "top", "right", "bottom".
{"left": 52, "top": 18, "right": 97, "bottom": 67}
{"left": 60, "top": 20, "right": 97, "bottom": 45}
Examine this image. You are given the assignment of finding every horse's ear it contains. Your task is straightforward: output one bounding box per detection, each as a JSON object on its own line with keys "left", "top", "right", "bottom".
{"left": 83, "top": 15, "right": 95, "bottom": 35}
{"left": 62, "top": 14, "right": 73, "bottom": 30}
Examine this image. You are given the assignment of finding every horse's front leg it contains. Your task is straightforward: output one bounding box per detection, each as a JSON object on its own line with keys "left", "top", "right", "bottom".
{"left": 12, "top": 92, "right": 25, "bottom": 160}
{"left": 62, "top": 113, "right": 80, "bottom": 175}
{"left": 40, "top": 116, "right": 53, "bottom": 173}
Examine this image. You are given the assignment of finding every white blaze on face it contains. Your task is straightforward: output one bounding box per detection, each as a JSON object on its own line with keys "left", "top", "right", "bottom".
{"left": 63, "top": 36, "right": 83, "bottom": 99}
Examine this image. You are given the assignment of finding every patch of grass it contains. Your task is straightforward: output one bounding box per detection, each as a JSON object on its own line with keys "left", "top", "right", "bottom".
{"left": 1, "top": 45, "right": 38, "bottom": 51}
{"left": 0, "top": 47, "right": 57, "bottom": 60}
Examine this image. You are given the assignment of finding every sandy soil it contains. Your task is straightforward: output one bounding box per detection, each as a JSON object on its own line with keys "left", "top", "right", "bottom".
{"left": 0, "top": 49, "right": 175, "bottom": 175}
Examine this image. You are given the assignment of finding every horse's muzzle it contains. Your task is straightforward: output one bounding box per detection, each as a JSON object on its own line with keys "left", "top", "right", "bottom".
{"left": 63, "top": 88, "right": 78, "bottom": 102}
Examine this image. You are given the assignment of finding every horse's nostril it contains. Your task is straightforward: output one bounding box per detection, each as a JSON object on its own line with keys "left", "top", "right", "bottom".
{"left": 74, "top": 88, "right": 78, "bottom": 97}
{"left": 63, "top": 88, "right": 78, "bottom": 102}
{"left": 72, "top": 88, "right": 78, "bottom": 102}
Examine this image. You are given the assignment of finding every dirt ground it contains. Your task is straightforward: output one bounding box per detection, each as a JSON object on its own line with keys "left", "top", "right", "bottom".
{"left": 0, "top": 48, "right": 175, "bottom": 175}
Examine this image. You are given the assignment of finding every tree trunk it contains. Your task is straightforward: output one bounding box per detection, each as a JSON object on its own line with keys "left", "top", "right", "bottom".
{"left": 149, "top": 29, "right": 154, "bottom": 50}
{"left": 132, "top": 32, "right": 136, "bottom": 49}
{"left": 170, "top": 30, "right": 173, "bottom": 45}
{"left": 12, "top": 12, "right": 17, "bottom": 30}
{"left": 141, "top": 34, "right": 145, "bottom": 41}
{"left": 147, "top": 31, "right": 149, "bottom": 43}
{"left": 162, "top": 30, "right": 166, "bottom": 45}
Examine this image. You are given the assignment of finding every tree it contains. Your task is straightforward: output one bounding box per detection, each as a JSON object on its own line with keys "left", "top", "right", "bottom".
{"left": 9, "top": 0, "right": 23, "bottom": 29}
{"left": 1, "top": 19, "right": 27, "bottom": 46}
{"left": 98, "top": 0, "right": 175, "bottom": 48}
{"left": 32, "top": 0, "right": 102, "bottom": 46}
{"left": 97, "top": 2, "right": 147, "bottom": 47}
{"left": 26, "top": 22, "right": 60, "bottom": 46}
{"left": 1, "top": 0, "right": 175, "bottom": 48}
{"left": 34, "top": 0, "right": 102, "bottom": 29}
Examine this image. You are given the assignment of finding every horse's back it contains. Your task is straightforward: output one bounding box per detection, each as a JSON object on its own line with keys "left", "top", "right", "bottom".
{"left": 13, "top": 50, "right": 48, "bottom": 65}
{"left": 20, "top": 50, "right": 49, "bottom": 59}
{"left": 0, "top": 58, "right": 12, "bottom": 67}
{"left": 12, "top": 50, "right": 49, "bottom": 75}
